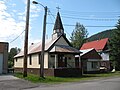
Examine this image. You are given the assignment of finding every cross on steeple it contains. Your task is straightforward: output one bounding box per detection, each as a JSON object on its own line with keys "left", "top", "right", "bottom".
{"left": 56, "top": 6, "right": 60, "bottom": 12}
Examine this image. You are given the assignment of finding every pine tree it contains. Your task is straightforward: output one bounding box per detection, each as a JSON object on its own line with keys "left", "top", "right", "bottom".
{"left": 70, "top": 22, "right": 88, "bottom": 49}
{"left": 110, "top": 19, "right": 120, "bottom": 70}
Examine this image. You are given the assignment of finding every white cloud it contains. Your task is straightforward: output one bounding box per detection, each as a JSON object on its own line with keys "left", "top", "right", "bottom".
{"left": 0, "top": 1, "right": 6, "bottom": 10}
{"left": 0, "top": 1, "right": 25, "bottom": 42}
{"left": 0, "top": 0, "right": 42, "bottom": 49}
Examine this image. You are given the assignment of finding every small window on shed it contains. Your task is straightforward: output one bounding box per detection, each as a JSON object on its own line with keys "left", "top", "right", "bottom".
{"left": 92, "top": 62, "right": 98, "bottom": 68}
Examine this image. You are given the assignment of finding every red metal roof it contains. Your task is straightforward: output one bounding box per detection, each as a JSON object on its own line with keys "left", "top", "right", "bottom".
{"left": 80, "top": 38, "right": 109, "bottom": 51}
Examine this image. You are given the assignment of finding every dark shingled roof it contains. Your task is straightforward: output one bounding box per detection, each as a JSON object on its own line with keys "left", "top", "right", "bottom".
{"left": 53, "top": 12, "right": 64, "bottom": 30}
{"left": 50, "top": 45, "right": 80, "bottom": 54}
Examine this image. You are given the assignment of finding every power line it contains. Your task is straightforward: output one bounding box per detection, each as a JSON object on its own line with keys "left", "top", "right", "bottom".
{"left": 48, "top": 9, "right": 56, "bottom": 19}
{"left": 61, "top": 12, "right": 120, "bottom": 18}
{"left": 49, "top": 8, "right": 120, "bottom": 14}
{"left": 47, "top": 22, "right": 115, "bottom": 27}
{"left": 49, "top": 8, "right": 120, "bottom": 17}
{"left": 48, "top": 9, "right": 55, "bottom": 23}
{"left": 62, "top": 16, "right": 118, "bottom": 21}
{"left": 47, "top": 9, "right": 71, "bottom": 37}
{"left": 60, "top": 9, "right": 120, "bottom": 14}
{"left": 9, "top": 30, "right": 25, "bottom": 43}
{"left": 48, "top": 14, "right": 118, "bottom": 21}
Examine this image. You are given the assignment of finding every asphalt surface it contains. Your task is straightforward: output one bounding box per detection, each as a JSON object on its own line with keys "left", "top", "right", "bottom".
{"left": 24, "top": 77, "right": 120, "bottom": 90}
{"left": 0, "top": 74, "right": 39, "bottom": 90}
{"left": 0, "top": 75, "right": 120, "bottom": 90}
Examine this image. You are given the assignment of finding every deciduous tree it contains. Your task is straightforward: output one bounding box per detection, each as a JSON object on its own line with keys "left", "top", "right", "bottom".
{"left": 8, "top": 47, "right": 21, "bottom": 68}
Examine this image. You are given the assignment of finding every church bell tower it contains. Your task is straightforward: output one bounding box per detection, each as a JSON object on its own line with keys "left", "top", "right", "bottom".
{"left": 52, "top": 12, "right": 65, "bottom": 40}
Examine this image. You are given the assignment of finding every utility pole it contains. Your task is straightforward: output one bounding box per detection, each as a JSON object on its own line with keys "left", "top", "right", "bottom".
{"left": 40, "top": 6, "right": 47, "bottom": 78}
{"left": 23, "top": 0, "right": 30, "bottom": 77}
{"left": 32, "top": 1, "right": 47, "bottom": 78}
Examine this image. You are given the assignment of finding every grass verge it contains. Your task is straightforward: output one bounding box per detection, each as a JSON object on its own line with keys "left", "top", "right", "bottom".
{"left": 14, "top": 71, "right": 120, "bottom": 84}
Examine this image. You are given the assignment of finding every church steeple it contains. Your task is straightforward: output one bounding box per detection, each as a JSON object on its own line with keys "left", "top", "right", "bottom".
{"left": 53, "top": 12, "right": 64, "bottom": 31}
{"left": 52, "top": 12, "right": 64, "bottom": 40}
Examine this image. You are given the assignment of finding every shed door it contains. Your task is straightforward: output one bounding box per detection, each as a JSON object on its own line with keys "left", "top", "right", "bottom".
{"left": 0, "top": 54, "right": 3, "bottom": 74}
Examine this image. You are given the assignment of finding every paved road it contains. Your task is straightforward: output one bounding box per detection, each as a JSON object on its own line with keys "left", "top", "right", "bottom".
{"left": 0, "top": 75, "right": 120, "bottom": 90}
{"left": 0, "top": 75, "right": 38, "bottom": 90}
{"left": 25, "top": 77, "right": 120, "bottom": 90}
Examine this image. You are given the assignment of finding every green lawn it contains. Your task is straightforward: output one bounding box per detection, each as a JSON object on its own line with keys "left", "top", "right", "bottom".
{"left": 14, "top": 71, "right": 120, "bottom": 84}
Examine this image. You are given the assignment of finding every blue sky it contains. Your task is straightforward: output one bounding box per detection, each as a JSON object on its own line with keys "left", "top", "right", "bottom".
{"left": 0, "top": 0, "right": 120, "bottom": 49}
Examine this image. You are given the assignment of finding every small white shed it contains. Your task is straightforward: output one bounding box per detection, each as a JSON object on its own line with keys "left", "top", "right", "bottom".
{"left": 80, "top": 48, "right": 102, "bottom": 73}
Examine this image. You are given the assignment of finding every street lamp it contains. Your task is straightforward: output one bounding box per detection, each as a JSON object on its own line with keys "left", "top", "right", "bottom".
{"left": 32, "top": 1, "right": 47, "bottom": 78}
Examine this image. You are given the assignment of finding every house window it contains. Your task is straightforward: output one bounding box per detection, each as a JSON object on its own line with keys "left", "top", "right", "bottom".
{"left": 38, "top": 54, "right": 41, "bottom": 64}
{"left": 64, "top": 57, "right": 67, "bottom": 67}
{"left": 16, "top": 58, "right": 18, "bottom": 62}
{"left": 51, "top": 55, "right": 55, "bottom": 57}
{"left": 92, "top": 62, "right": 98, "bottom": 68}
{"left": 29, "top": 55, "right": 32, "bottom": 65}
{"left": 68, "top": 57, "right": 71, "bottom": 60}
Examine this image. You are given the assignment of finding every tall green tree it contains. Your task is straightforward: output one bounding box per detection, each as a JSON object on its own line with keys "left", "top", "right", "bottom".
{"left": 109, "top": 19, "right": 120, "bottom": 70}
{"left": 8, "top": 47, "right": 21, "bottom": 68}
{"left": 70, "top": 22, "right": 88, "bottom": 49}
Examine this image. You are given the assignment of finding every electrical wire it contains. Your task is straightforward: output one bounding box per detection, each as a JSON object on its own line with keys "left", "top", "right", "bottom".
{"left": 62, "top": 16, "right": 118, "bottom": 21}
{"left": 9, "top": 30, "right": 25, "bottom": 43}
{"left": 47, "top": 22, "right": 115, "bottom": 27}
{"left": 48, "top": 9, "right": 71, "bottom": 37}
{"left": 49, "top": 8, "right": 120, "bottom": 17}
{"left": 48, "top": 14, "right": 118, "bottom": 21}
{"left": 48, "top": 9, "right": 55, "bottom": 23}
{"left": 48, "top": 9, "right": 56, "bottom": 19}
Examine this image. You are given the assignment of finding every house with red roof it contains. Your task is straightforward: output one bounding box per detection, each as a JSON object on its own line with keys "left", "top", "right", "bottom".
{"left": 80, "top": 38, "right": 110, "bottom": 71}
{"left": 14, "top": 12, "right": 81, "bottom": 77}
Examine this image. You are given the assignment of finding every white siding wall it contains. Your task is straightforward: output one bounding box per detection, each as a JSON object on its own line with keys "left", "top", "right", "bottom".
{"left": 28, "top": 54, "right": 40, "bottom": 68}
{"left": 44, "top": 52, "right": 48, "bottom": 68}
{"left": 14, "top": 57, "right": 23, "bottom": 68}
{"left": 14, "top": 53, "right": 48, "bottom": 69}
{"left": 101, "top": 53, "right": 109, "bottom": 61}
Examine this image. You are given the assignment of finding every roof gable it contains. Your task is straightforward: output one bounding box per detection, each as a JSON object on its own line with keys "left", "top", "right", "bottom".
{"left": 14, "top": 34, "right": 72, "bottom": 58}
{"left": 47, "top": 34, "right": 72, "bottom": 51}
{"left": 80, "top": 38, "right": 109, "bottom": 51}
{"left": 80, "top": 48, "right": 101, "bottom": 59}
